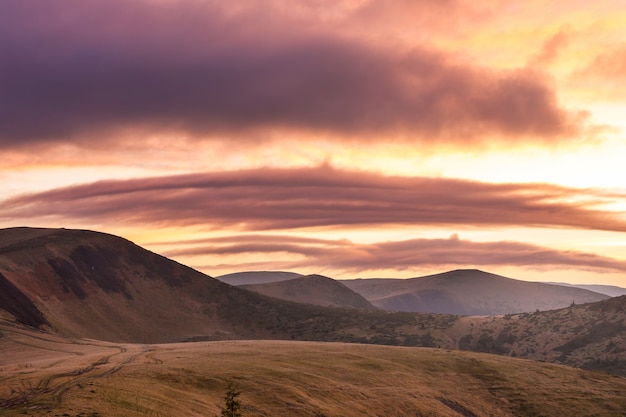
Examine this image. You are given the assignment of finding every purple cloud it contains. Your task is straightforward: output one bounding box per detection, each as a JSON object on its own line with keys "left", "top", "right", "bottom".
{"left": 0, "top": 0, "right": 586, "bottom": 148}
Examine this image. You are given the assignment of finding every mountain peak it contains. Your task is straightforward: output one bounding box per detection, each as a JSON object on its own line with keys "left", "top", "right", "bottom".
{"left": 240, "top": 274, "right": 376, "bottom": 310}
{"left": 344, "top": 269, "right": 608, "bottom": 315}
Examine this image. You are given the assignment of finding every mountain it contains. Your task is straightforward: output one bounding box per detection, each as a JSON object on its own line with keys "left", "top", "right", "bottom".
{"left": 343, "top": 269, "right": 609, "bottom": 315}
{"left": 548, "top": 282, "right": 626, "bottom": 297}
{"left": 0, "top": 227, "right": 257, "bottom": 343}
{"left": 216, "top": 270, "right": 302, "bottom": 286}
{"left": 240, "top": 274, "right": 376, "bottom": 310}
{"left": 0, "top": 227, "right": 454, "bottom": 345}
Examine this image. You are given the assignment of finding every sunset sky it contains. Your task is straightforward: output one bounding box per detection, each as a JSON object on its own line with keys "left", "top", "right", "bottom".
{"left": 1, "top": 0, "right": 626, "bottom": 285}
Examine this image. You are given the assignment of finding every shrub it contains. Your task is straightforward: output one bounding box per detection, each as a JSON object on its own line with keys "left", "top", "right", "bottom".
{"left": 220, "top": 381, "right": 242, "bottom": 417}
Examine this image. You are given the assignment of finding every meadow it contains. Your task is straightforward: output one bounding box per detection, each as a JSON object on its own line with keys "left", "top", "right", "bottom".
{"left": 2, "top": 320, "right": 625, "bottom": 417}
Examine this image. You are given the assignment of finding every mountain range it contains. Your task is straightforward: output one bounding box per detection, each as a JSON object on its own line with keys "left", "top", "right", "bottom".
{"left": 1, "top": 226, "right": 625, "bottom": 378}
{"left": 342, "top": 269, "right": 609, "bottom": 314}
{"left": 220, "top": 269, "right": 611, "bottom": 315}
{"left": 0, "top": 227, "right": 453, "bottom": 344}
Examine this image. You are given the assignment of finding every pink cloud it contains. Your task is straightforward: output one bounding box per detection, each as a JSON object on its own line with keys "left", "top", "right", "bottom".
{"left": 162, "top": 233, "right": 626, "bottom": 274}
{"left": 576, "top": 45, "right": 626, "bottom": 86}
{"left": 529, "top": 28, "right": 570, "bottom": 67}
{"left": 2, "top": 166, "right": 625, "bottom": 232}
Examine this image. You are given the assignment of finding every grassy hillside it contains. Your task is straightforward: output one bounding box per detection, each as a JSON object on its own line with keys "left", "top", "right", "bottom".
{"left": 1, "top": 320, "right": 625, "bottom": 417}
{"left": 450, "top": 295, "right": 626, "bottom": 375}
{"left": 0, "top": 227, "right": 253, "bottom": 342}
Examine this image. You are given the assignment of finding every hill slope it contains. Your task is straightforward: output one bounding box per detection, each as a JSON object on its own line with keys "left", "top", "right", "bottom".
{"left": 1, "top": 321, "right": 625, "bottom": 417}
{"left": 0, "top": 227, "right": 252, "bottom": 342}
{"left": 343, "top": 269, "right": 609, "bottom": 315}
{"left": 240, "top": 274, "right": 376, "bottom": 310}
{"left": 451, "top": 295, "right": 626, "bottom": 375}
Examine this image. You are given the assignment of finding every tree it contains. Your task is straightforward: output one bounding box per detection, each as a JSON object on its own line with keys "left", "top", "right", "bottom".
{"left": 220, "top": 381, "right": 242, "bottom": 417}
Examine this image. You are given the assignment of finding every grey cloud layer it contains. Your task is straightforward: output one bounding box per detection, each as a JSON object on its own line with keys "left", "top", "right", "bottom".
{"left": 2, "top": 166, "right": 625, "bottom": 232}
{"left": 0, "top": 0, "right": 585, "bottom": 147}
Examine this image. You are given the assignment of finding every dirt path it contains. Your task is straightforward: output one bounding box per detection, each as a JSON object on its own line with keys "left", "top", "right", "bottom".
{"left": 0, "top": 322, "right": 153, "bottom": 414}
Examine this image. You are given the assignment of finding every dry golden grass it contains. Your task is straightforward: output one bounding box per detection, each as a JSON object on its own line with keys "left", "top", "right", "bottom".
{"left": 2, "top": 320, "right": 626, "bottom": 417}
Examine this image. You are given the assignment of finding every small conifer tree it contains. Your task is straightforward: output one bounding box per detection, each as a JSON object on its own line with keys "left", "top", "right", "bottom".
{"left": 220, "top": 381, "right": 242, "bottom": 417}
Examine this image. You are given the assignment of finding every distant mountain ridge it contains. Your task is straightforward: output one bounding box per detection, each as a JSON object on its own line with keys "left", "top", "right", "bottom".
{"left": 342, "top": 269, "right": 609, "bottom": 315}
{"left": 240, "top": 274, "right": 376, "bottom": 310}
{"left": 547, "top": 282, "right": 626, "bottom": 297}
{"left": 220, "top": 269, "right": 611, "bottom": 315}
{"left": 217, "top": 271, "right": 302, "bottom": 286}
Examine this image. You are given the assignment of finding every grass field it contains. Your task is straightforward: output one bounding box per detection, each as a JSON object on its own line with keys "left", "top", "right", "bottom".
{"left": 1, "top": 320, "right": 626, "bottom": 417}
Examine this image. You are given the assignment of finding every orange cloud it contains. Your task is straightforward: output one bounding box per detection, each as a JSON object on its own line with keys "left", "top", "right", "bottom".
{"left": 528, "top": 28, "right": 570, "bottom": 67}
{"left": 573, "top": 45, "right": 626, "bottom": 101}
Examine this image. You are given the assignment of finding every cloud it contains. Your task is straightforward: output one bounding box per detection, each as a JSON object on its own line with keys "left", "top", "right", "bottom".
{"left": 0, "top": 0, "right": 587, "bottom": 149}
{"left": 528, "top": 28, "right": 570, "bottom": 67}
{"left": 162, "top": 233, "right": 626, "bottom": 274}
{"left": 572, "top": 45, "right": 626, "bottom": 101}
{"left": 2, "top": 165, "right": 625, "bottom": 232}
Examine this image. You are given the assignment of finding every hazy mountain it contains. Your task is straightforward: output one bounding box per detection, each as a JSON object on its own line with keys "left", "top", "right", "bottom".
{"left": 240, "top": 274, "right": 376, "bottom": 310}
{"left": 548, "top": 282, "right": 626, "bottom": 297}
{"left": 216, "top": 270, "right": 302, "bottom": 286}
{"left": 343, "top": 269, "right": 609, "bottom": 315}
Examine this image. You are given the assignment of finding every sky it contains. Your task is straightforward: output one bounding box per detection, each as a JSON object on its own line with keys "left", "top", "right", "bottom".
{"left": 1, "top": 0, "right": 626, "bottom": 285}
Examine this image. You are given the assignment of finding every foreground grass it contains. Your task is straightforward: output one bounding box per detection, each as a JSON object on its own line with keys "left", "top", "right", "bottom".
{"left": 1, "top": 322, "right": 626, "bottom": 416}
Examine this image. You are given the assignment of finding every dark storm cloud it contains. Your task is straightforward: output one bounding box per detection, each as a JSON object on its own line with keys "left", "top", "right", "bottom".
{"left": 2, "top": 166, "right": 625, "bottom": 232}
{"left": 163, "top": 233, "right": 626, "bottom": 273}
{"left": 0, "top": 0, "right": 585, "bottom": 148}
